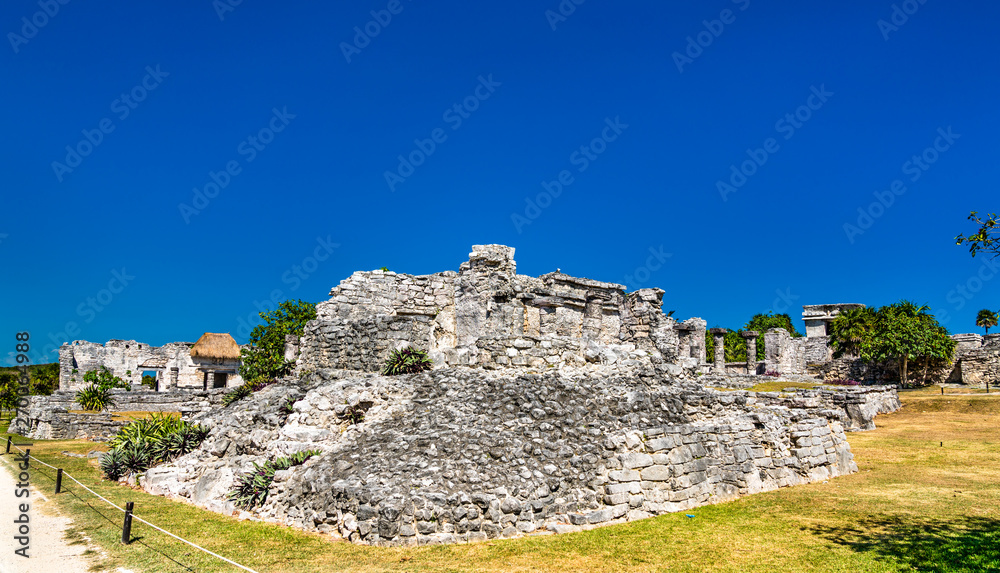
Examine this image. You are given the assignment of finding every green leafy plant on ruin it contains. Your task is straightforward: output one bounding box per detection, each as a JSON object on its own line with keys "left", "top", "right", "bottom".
{"left": 225, "top": 299, "right": 317, "bottom": 406}
{"left": 382, "top": 346, "right": 433, "bottom": 376}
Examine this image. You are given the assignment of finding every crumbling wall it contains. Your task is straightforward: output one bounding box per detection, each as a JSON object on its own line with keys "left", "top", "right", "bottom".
{"left": 956, "top": 334, "right": 1000, "bottom": 387}
{"left": 59, "top": 340, "right": 212, "bottom": 392}
{"left": 11, "top": 390, "right": 226, "bottom": 441}
{"left": 764, "top": 328, "right": 806, "bottom": 375}
{"left": 143, "top": 366, "right": 894, "bottom": 546}
{"left": 297, "top": 245, "right": 703, "bottom": 374}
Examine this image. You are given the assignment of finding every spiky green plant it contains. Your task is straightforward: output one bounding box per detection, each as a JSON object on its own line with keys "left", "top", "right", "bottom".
{"left": 75, "top": 384, "right": 114, "bottom": 411}
{"left": 99, "top": 448, "right": 127, "bottom": 481}
{"left": 119, "top": 439, "right": 155, "bottom": 475}
{"left": 382, "top": 346, "right": 433, "bottom": 376}
{"left": 227, "top": 450, "right": 322, "bottom": 510}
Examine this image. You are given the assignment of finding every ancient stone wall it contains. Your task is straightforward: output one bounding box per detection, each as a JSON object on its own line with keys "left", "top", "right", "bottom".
{"left": 764, "top": 328, "right": 806, "bottom": 375}
{"left": 296, "top": 246, "right": 705, "bottom": 374}
{"left": 59, "top": 339, "right": 244, "bottom": 392}
{"left": 11, "top": 390, "right": 226, "bottom": 441}
{"left": 955, "top": 334, "right": 1000, "bottom": 387}
{"left": 143, "top": 366, "right": 899, "bottom": 546}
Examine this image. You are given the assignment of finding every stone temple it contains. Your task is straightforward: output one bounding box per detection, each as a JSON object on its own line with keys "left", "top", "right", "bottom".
{"left": 123, "top": 245, "right": 903, "bottom": 546}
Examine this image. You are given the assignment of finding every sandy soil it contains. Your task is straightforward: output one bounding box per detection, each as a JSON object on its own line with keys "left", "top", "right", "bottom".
{"left": 0, "top": 453, "right": 96, "bottom": 573}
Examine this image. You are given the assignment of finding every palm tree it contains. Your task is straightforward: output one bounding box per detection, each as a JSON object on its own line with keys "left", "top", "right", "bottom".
{"left": 976, "top": 309, "right": 998, "bottom": 335}
{"left": 828, "top": 307, "right": 874, "bottom": 358}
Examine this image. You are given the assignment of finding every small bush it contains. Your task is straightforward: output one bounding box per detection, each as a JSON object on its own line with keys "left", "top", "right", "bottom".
{"left": 99, "top": 448, "right": 127, "bottom": 481}
{"left": 280, "top": 397, "right": 296, "bottom": 415}
{"left": 222, "top": 384, "right": 252, "bottom": 406}
{"left": 75, "top": 384, "right": 114, "bottom": 411}
{"left": 120, "top": 439, "right": 155, "bottom": 475}
{"left": 101, "top": 414, "right": 210, "bottom": 480}
{"left": 382, "top": 346, "right": 433, "bottom": 376}
{"left": 227, "top": 450, "right": 322, "bottom": 510}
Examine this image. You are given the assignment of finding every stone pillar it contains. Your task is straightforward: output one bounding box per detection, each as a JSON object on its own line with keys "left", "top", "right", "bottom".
{"left": 709, "top": 328, "right": 727, "bottom": 372}
{"left": 742, "top": 331, "right": 759, "bottom": 374}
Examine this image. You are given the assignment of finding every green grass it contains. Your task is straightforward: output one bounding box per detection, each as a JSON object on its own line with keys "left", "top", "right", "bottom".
{"left": 2, "top": 393, "right": 999, "bottom": 572}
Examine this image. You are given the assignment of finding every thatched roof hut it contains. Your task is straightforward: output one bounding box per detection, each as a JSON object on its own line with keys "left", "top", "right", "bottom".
{"left": 190, "top": 333, "right": 241, "bottom": 361}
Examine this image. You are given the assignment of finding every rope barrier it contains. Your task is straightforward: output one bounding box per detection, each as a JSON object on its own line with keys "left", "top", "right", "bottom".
{"left": 5, "top": 444, "right": 262, "bottom": 573}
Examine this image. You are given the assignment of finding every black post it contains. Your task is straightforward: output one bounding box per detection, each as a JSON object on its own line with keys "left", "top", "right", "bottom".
{"left": 55, "top": 468, "right": 63, "bottom": 494}
{"left": 122, "top": 502, "right": 134, "bottom": 544}
{"left": 941, "top": 386, "right": 944, "bottom": 395}
{"left": 5, "top": 436, "right": 10, "bottom": 454}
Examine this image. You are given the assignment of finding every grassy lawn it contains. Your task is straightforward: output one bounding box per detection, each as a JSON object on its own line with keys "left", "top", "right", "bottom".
{"left": 2, "top": 391, "right": 999, "bottom": 573}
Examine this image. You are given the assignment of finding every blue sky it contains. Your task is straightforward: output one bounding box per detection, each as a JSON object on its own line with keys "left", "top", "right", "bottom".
{"left": 3, "top": 0, "right": 998, "bottom": 365}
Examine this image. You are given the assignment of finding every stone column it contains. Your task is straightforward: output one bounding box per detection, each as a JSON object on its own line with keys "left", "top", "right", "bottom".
{"left": 742, "top": 331, "right": 759, "bottom": 374}
{"left": 709, "top": 328, "right": 727, "bottom": 372}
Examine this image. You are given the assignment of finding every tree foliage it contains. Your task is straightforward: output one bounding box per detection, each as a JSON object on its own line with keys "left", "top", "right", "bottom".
{"left": 976, "top": 309, "right": 998, "bottom": 335}
{"left": 956, "top": 211, "right": 999, "bottom": 259}
{"left": 706, "top": 312, "right": 802, "bottom": 363}
{"left": 238, "top": 299, "right": 317, "bottom": 386}
{"left": 829, "top": 301, "right": 956, "bottom": 386}
{"left": 828, "top": 307, "right": 875, "bottom": 358}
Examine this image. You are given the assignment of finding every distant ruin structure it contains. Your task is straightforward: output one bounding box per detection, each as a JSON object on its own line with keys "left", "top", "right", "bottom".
{"left": 59, "top": 332, "right": 244, "bottom": 392}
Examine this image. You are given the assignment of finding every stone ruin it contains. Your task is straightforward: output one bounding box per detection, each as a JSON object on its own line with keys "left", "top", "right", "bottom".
{"left": 294, "top": 244, "right": 707, "bottom": 375}
{"left": 57, "top": 333, "right": 244, "bottom": 392}
{"left": 800, "top": 304, "right": 1000, "bottom": 387}
{"left": 139, "top": 245, "right": 902, "bottom": 546}
{"left": 13, "top": 333, "right": 245, "bottom": 441}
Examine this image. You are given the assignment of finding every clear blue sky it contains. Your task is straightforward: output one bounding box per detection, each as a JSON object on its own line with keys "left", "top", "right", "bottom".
{"left": 3, "top": 0, "right": 998, "bottom": 365}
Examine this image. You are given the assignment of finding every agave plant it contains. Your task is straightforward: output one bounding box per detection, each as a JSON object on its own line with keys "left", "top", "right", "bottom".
{"left": 382, "top": 346, "right": 433, "bottom": 376}
{"left": 99, "top": 448, "right": 127, "bottom": 481}
{"left": 227, "top": 450, "right": 322, "bottom": 510}
{"left": 75, "top": 384, "right": 114, "bottom": 411}
{"left": 222, "top": 384, "right": 253, "bottom": 406}
{"left": 119, "top": 439, "right": 155, "bottom": 476}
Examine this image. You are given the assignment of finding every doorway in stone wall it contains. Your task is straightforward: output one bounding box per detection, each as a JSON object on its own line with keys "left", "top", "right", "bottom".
{"left": 141, "top": 370, "right": 161, "bottom": 391}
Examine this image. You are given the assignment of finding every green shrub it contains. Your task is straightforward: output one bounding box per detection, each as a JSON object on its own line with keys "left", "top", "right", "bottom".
{"left": 101, "top": 414, "right": 210, "bottom": 480}
{"left": 99, "top": 448, "right": 127, "bottom": 481}
{"left": 75, "top": 384, "right": 114, "bottom": 411}
{"left": 382, "top": 346, "right": 433, "bottom": 376}
{"left": 227, "top": 450, "right": 322, "bottom": 510}
{"left": 120, "top": 439, "right": 155, "bottom": 475}
{"left": 222, "top": 384, "right": 253, "bottom": 406}
{"left": 108, "top": 413, "right": 183, "bottom": 449}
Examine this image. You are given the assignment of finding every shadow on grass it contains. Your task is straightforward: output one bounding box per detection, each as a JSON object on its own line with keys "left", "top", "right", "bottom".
{"left": 810, "top": 516, "right": 1000, "bottom": 572}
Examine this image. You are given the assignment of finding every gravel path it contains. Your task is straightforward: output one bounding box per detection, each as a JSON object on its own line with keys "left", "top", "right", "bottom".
{"left": 0, "top": 453, "right": 95, "bottom": 573}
